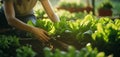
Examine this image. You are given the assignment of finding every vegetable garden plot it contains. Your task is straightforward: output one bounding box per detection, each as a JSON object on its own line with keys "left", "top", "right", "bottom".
{"left": 28, "top": 14, "right": 120, "bottom": 57}
{"left": 0, "top": 14, "right": 120, "bottom": 57}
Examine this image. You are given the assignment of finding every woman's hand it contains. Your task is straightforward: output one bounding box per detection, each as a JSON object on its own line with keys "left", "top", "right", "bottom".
{"left": 32, "top": 27, "right": 50, "bottom": 43}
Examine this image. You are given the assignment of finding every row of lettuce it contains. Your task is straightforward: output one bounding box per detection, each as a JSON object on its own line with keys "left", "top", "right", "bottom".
{"left": 0, "top": 10, "right": 120, "bottom": 57}
{"left": 30, "top": 14, "right": 120, "bottom": 43}
{"left": 0, "top": 35, "right": 106, "bottom": 57}
{"left": 28, "top": 13, "right": 120, "bottom": 57}
{"left": 44, "top": 44, "right": 105, "bottom": 57}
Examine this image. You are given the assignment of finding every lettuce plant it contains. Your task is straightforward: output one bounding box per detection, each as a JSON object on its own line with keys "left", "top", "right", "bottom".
{"left": 44, "top": 43, "right": 105, "bottom": 57}
{"left": 0, "top": 35, "right": 36, "bottom": 57}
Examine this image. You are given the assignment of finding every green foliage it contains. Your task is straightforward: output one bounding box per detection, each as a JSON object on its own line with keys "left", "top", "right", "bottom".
{"left": 56, "top": 10, "right": 88, "bottom": 20}
{"left": 57, "top": 10, "right": 74, "bottom": 20}
{"left": 28, "top": 13, "right": 120, "bottom": 43}
{"left": 35, "top": 19, "right": 53, "bottom": 33}
{"left": 44, "top": 47, "right": 53, "bottom": 57}
{"left": 91, "top": 18, "right": 120, "bottom": 56}
{"left": 44, "top": 43, "right": 105, "bottom": 57}
{"left": 29, "top": 11, "right": 120, "bottom": 56}
{"left": 27, "top": 20, "right": 35, "bottom": 26}
{"left": 34, "top": 9, "right": 46, "bottom": 19}
{"left": 92, "top": 18, "right": 120, "bottom": 43}
{"left": 2, "top": 7, "right": 120, "bottom": 56}
{"left": 58, "top": 2, "right": 85, "bottom": 8}
{"left": 0, "top": 35, "right": 36, "bottom": 57}
{"left": 53, "top": 18, "right": 69, "bottom": 35}
{"left": 98, "top": 1, "right": 113, "bottom": 9}
{"left": 0, "top": 35, "right": 20, "bottom": 49}
{"left": 75, "top": 15, "right": 96, "bottom": 41}
{"left": 0, "top": 35, "right": 20, "bottom": 57}
{"left": 16, "top": 45, "right": 36, "bottom": 57}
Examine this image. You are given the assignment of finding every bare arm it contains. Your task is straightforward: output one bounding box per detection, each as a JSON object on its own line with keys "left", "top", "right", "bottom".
{"left": 3, "top": 0, "right": 49, "bottom": 42}
{"left": 39, "top": 0, "right": 60, "bottom": 22}
{"left": 3, "top": 0, "right": 33, "bottom": 32}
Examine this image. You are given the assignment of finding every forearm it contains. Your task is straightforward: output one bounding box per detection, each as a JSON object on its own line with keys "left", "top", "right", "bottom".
{"left": 40, "top": 0, "right": 60, "bottom": 22}
{"left": 7, "top": 17, "right": 50, "bottom": 42}
{"left": 3, "top": 1, "right": 35, "bottom": 33}
{"left": 8, "top": 17, "right": 34, "bottom": 33}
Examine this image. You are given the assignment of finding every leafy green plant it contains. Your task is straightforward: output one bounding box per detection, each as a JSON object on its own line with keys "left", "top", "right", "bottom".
{"left": 0, "top": 35, "right": 20, "bottom": 49}
{"left": 98, "top": 1, "right": 113, "bottom": 9}
{"left": 27, "top": 19, "right": 54, "bottom": 34}
{"left": 56, "top": 10, "right": 74, "bottom": 20}
{"left": 0, "top": 35, "right": 36, "bottom": 57}
{"left": 34, "top": 9, "right": 46, "bottom": 19}
{"left": 16, "top": 45, "right": 36, "bottom": 57}
{"left": 27, "top": 12, "right": 120, "bottom": 56}
{"left": 75, "top": 15, "right": 96, "bottom": 42}
{"left": 58, "top": 2, "right": 85, "bottom": 8}
{"left": 92, "top": 18, "right": 120, "bottom": 56}
{"left": 53, "top": 18, "right": 69, "bottom": 35}
{"left": 92, "top": 18, "right": 120, "bottom": 43}
{"left": 0, "top": 35, "right": 20, "bottom": 57}
{"left": 44, "top": 43, "right": 105, "bottom": 57}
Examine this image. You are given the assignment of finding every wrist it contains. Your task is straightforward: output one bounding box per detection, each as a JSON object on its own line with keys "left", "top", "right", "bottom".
{"left": 28, "top": 26, "right": 36, "bottom": 33}
{"left": 50, "top": 14, "right": 60, "bottom": 23}
{"left": 53, "top": 14, "right": 60, "bottom": 22}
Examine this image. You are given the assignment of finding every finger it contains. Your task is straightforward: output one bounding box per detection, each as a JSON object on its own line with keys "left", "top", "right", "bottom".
{"left": 37, "top": 28, "right": 50, "bottom": 42}
{"left": 41, "top": 29, "right": 50, "bottom": 39}
{"left": 41, "top": 33, "right": 50, "bottom": 42}
{"left": 35, "top": 34, "right": 45, "bottom": 42}
{"left": 44, "top": 31, "right": 50, "bottom": 37}
{"left": 38, "top": 32, "right": 50, "bottom": 42}
{"left": 41, "top": 29, "right": 50, "bottom": 36}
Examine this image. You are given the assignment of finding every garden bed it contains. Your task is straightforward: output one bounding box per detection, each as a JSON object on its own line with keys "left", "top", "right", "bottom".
{"left": 0, "top": 14, "right": 120, "bottom": 57}
{"left": 98, "top": 9, "right": 112, "bottom": 16}
{"left": 19, "top": 38, "right": 45, "bottom": 57}
{"left": 57, "top": 7, "right": 93, "bottom": 13}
